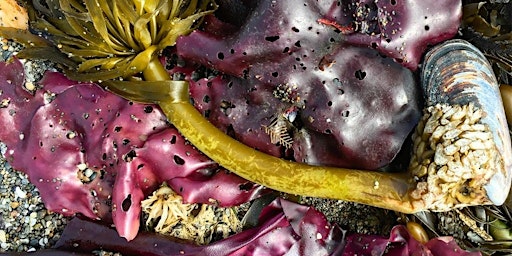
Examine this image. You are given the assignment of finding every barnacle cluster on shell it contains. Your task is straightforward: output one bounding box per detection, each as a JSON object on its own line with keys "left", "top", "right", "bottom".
{"left": 141, "top": 184, "right": 241, "bottom": 245}
{"left": 408, "top": 103, "right": 502, "bottom": 211}
{"left": 408, "top": 39, "right": 512, "bottom": 212}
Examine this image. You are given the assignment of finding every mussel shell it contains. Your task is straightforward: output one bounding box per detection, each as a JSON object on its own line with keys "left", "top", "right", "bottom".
{"left": 421, "top": 39, "right": 512, "bottom": 205}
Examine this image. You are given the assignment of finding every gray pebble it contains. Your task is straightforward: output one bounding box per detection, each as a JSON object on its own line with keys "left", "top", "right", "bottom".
{"left": 29, "top": 239, "right": 38, "bottom": 247}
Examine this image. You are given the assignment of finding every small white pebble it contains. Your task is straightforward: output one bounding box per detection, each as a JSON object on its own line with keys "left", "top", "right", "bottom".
{"left": 0, "top": 230, "right": 6, "bottom": 243}
{"left": 84, "top": 168, "right": 94, "bottom": 178}
{"left": 77, "top": 163, "right": 87, "bottom": 171}
{"left": 29, "top": 212, "right": 37, "bottom": 227}
{"left": 14, "top": 186, "right": 27, "bottom": 199}
{"left": 38, "top": 237, "right": 48, "bottom": 246}
{"left": 24, "top": 82, "right": 35, "bottom": 91}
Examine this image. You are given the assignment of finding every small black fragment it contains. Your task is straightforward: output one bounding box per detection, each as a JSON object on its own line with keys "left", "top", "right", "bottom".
{"left": 143, "top": 106, "right": 153, "bottom": 113}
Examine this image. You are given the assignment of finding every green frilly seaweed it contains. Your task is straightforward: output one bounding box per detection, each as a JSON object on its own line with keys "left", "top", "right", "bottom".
{"left": 30, "top": 0, "right": 215, "bottom": 81}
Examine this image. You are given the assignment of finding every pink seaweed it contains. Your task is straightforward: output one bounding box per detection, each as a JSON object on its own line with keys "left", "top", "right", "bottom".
{"left": 0, "top": 58, "right": 266, "bottom": 240}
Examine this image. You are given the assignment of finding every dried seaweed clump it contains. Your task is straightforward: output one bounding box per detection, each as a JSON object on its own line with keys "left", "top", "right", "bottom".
{"left": 141, "top": 184, "right": 241, "bottom": 245}
{"left": 28, "top": 0, "right": 216, "bottom": 81}
{"left": 409, "top": 103, "right": 502, "bottom": 211}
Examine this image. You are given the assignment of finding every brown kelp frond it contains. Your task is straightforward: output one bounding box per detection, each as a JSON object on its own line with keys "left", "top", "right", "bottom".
{"left": 0, "top": 26, "right": 79, "bottom": 68}
{"left": 462, "top": 2, "right": 501, "bottom": 38}
{"left": 461, "top": 2, "right": 512, "bottom": 84}
{"left": 0, "top": 26, "right": 50, "bottom": 47}
{"left": 102, "top": 79, "right": 181, "bottom": 103}
{"left": 463, "top": 27, "right": 512, "bottom": 84}
{"left": 24, "top": 0, "right": 216, "bottom": 81}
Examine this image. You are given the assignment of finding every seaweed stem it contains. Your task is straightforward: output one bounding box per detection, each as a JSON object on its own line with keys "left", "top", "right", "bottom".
{"left": 137, "top": 56, "right": 417, "bottom": 213}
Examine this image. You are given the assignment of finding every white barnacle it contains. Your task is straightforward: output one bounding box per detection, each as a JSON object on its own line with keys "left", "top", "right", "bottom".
{"left": 469, "top": 140, "right": 486, "bottom": 150}
{"left": 450, "top": 105, "right": 467, "bottom": 121}
{"left": 443, "top": 144, "right": 458, "bottom": 156}
{"left": 434, "top": 144, "right": 450, "bottom": 166}
{"left": 468, "top": 108, "right": 484, "bottom": 124}
{"left": 454, "top": 138, "right": 471, "bottom": 147}
{"left": 471, "top": 124, "right": 486, "bottom": 131}
{"left": 441, "top": 104, "right": 456, "bottom": 120}
{"left": 442, "top": 128, "right": 462, "bottom": 141}
{"left": 431, "top": 125, "right": 448, "bottom": 142}
{"left": 424, "top": 110, "right": 441, "bottom": 134}
{"left": 461, "top": 131, "right": 491, "bottom": 141}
